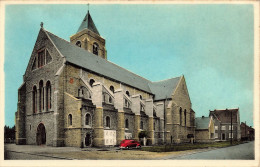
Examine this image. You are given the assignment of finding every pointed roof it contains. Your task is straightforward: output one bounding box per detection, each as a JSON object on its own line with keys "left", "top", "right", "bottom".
{"left": 77, "top": 10, "right": 100, "bottom": 35}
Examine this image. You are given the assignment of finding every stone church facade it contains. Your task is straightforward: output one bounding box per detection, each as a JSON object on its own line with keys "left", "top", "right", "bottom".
{"left": 15, "top": 10, "right": 195, "bottom": 147}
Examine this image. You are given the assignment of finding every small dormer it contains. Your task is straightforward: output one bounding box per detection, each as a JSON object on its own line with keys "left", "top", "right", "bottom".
{"left": 70, "top": 10, "right": 107, "bottom": 59}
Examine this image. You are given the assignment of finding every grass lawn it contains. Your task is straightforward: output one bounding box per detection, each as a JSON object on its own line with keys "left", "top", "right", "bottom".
{"left": 141, "top": 141, "right": 245, "bottom": 152}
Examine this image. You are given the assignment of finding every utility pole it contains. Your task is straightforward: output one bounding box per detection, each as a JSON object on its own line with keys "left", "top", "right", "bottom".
{"left": 230, "top": 109, "right": 232, "bottom": 145}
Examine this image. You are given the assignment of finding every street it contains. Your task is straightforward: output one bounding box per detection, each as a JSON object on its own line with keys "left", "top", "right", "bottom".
{"left": 4, "top": 141, "right": 254, "bottom": 160}
{"left": 164, "top": 141, "right": 254, "bottom": 160}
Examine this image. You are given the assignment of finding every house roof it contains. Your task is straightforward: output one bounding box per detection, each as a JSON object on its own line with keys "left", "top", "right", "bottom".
{"left": 44, "top": 28, "right": 181, "bottom": 100}
{"left": 195, "top": 117, "right": 210, "bottom": 130}
{"left": 209, "top": 109, "right": 238, "bottom": 123}
{"left": 77, "top": 10, "right": 100, "bottom": 35}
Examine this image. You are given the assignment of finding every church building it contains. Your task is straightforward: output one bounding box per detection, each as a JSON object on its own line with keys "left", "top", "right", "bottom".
{"left": 15, "top": 10, "right": 195, "bottom": 147}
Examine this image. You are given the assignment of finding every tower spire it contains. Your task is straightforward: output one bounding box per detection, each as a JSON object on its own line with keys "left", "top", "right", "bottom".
{"left": 77, "top": 8, "right": 100, "bottom": 35}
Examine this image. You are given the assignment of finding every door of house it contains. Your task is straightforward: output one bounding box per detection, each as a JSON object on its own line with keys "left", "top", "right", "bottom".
{"left": 36, "top": 123, "right": 46, "bottom": 145}
{"left": 85, "top": 134, "right": 91, "bottom": 146}
{"left": 222, "top": 133, "right": 225, "bottom": 140}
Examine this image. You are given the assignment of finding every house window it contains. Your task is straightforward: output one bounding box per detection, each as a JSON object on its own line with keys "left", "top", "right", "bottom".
{"left": 140, "top": 95, "right": 142, "bottom": 100}
{"left": 221, "top": 126, "right": 226, "bottom": 130}
{"left": 39, "top": 80, "right": 44, "bottom": 112}
{"left": 68, "top": 114, "right": 72, "bottom": 126}
{"left": 229, "top": 125, "right": 234, "bottom": 130}
{"left": 109, "top": 86, "right": 114, "bottom": 93}
{"left": 93, "top": 43, "right": 99, "bottom": 55}
{"left": 85, "top": 114, "right": 91, "bottom": 126}
{"left": 211, "top": 133, "right": 214, "bottom": 139}
{"left": 89, "top": 79, "right": 95, "bottom": 87}
{"left": 32, "top": 86, "right": 37, "bottom": 113}
{"left": 32, "top": 49, "right": 52, "bottom": 71}
{"left": 105, "top": 116, "right": 110, "bottom": 128}
{"left": 38, "top": 50, "right": 45, "bottom": 68}
{"left": 125, "top": 119, "right": 129, "bottom": 129}
{"left": 76, "top": 41, "right": 81, "bottom": 47}
{"left": 46, "top": 81, "right": 51, "bottom": 110}
{"left": 126, "top": 91, "right": 130, "bottom": 97}
{"left": 229, "top": 133, "right": 233, "bottom": 138}
{"left": 215, "top": 133, "right": 218, "bottom": 138}
{"left": 140, "top": 121, "right": 143, "bottom": 130}
{"left": 215, "top": 126, "right": 218, "bottom": 130}
{"left": 179, "top": 108, "right": 182, "bottom": 126}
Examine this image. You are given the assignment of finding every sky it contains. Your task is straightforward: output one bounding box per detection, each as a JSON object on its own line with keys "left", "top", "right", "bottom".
{"left": 4, "top": 4, "right": 255, "bottom": 127}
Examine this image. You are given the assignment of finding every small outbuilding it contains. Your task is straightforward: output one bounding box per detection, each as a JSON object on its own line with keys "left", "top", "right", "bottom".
{"left": 195, "top": 116, "right": 215, "bottom": 143}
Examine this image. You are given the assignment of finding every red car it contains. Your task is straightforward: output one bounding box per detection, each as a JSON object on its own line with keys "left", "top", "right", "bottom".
{"left": 119, "top": 139, "right": 141, "bottom": 149}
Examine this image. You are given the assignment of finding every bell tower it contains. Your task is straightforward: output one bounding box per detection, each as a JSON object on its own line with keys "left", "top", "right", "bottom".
{"left": 70, "top": 10, "right": 107, "bottom": 59}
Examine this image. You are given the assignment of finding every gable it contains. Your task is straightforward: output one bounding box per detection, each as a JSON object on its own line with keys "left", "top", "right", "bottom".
{"left": 24, "top": 28, "right": 63, "bottom": 78}
{"left": 171, "top": 76, "right": 192, "bottom": 106}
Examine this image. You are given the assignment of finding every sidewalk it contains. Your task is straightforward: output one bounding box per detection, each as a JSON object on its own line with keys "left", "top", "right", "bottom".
{"left": 4, "top": 144, "right": 217, "bottom": 160}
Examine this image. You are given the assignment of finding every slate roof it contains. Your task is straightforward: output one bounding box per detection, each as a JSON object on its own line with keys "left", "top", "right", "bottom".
{"left": 209, "top": 109, "right": 238, "bottom": 123}
{"left": 148, "top": 77, "right": 181, "bottom": 101}
{"left": 44, "top": 29, "right": 182, "bottom": 100}
{"left": 77, "top": 11, "right": 100, "bottom": 35}
{"left": 195, "top": 117, "right": 210, "bottom": 130}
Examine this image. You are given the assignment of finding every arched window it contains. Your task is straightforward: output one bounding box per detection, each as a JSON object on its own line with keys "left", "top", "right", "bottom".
{"left": 126, "top": 91, "right": 130, "bottom": 97}
{"left": 39, "top": 80, "right": 43, "bottom": 112}
{"left": 109, "top": 86, "right": 114, "bottom": 93}
{"left": 184, "top": 109, "right": 187, "bottom": 126}
{"left": 46, "top": 81, "right": 51, "bottom": 110}
{"left": 140, "top": 121, "right": 143, "bottom": 130}
{"left": 93, "top": 43, "right": 99, "bottom": 55}
{"left": 179, "top": 108, "right": 182, "bottom": 126}
{"left": 32, "top": 86, "right": 37, "bottom": 113}
{"left": 76, "top": 41, "right": 81, "bottom": 47}
{"left": 89, "top": 79, "right": 95, "bottom": 87}
{"left": 68, "top": 114, "right": 72, "bottom": 126}
{"left": 85, "top": 113, "right": 91, "bottom": 126}
{"left": 125, "top": 119, "right": 129, "bottom": 129}
{"left": 105, "top": 116, "right": 110, "bottom": 128}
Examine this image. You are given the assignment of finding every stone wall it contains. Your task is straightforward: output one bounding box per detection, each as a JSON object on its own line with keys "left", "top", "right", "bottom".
{"left": 26, "top": 112, "right": 55, "bottom": 146}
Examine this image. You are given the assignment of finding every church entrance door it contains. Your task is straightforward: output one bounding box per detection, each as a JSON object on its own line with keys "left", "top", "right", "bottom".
{"left": 36, "top": 123, "right": 46, "bottom": 145}
{"left": 85, "top": 134, "right": 91, "bottom": 146}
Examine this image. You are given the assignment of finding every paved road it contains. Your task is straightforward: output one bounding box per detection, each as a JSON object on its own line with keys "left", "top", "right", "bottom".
{"left": 5, "top": 150, "right": 63, "bottom": 160}
{"left": 165, "top": 141, "right": 254, "bottom": 160}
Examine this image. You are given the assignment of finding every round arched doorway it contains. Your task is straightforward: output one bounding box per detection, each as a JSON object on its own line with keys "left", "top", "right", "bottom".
{"left": 36, "top": 123, "right": 46, "bottom": 145}
{"left": 85, "top": 134, "right": 91, "bottom": 146}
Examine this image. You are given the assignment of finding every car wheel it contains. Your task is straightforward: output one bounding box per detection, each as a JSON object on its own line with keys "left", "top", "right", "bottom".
{"left": 126, "top": 146, "right": 129, "bottom": 150}
{"left": 136, "top": 145, "right": 141, "bottom": 149}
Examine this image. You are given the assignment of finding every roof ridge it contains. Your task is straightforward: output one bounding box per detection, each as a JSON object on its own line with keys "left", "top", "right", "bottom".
{"left": 211, "top": 108, "right": 239, "bottom": 111}
{"left": 152, "top": 76, "right": 181, "bottom": 83}
{"left": 107, "top": 60, "right": 152, "bottom": 83}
